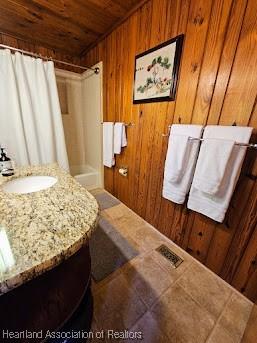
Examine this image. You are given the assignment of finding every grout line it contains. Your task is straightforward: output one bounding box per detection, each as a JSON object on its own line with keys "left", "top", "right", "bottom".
{"left": 148, "top": 260, "right": 194, "bottom": 311}
{"left": 177, "top": 273, "right": 232, "bottom": 320}
{"left": 123, "top": 251, "right": 184, "bottom": 311}
{"left": 96, "top": 208, "right": 195, "bottom": 314}
{"left": 95, "top": 189, "right": 254, "bottom": 308}
{"left": 187, "top": 255, "right": 254, "bottom": 306}
{"left": 103, "top": 190, "right": 254, "bottom": 306}
{"left": 91, "top": 197, "right": 253, "bottom": 342}
{"left": 204, "top": 292, "right": 234, "bottom": 342}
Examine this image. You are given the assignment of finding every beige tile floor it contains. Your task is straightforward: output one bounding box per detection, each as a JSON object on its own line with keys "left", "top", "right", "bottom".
{"left": 89, "top": 189, "right": 255, "bottom": 343}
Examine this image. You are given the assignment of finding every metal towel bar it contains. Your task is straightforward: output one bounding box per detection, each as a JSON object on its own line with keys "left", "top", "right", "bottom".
{"left": 188, "top": 137, "right": 257, "bottom": 149}
{"left": 101, "top": 122, "right": 134, "bottom": 127}
{"left": 162, "top": 125, "right": 257, "bottom": 149}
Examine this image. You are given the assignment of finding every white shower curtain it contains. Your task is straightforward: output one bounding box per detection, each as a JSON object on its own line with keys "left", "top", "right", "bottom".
{"left": 0, "top": 49, "right": 69, "bottom": 171}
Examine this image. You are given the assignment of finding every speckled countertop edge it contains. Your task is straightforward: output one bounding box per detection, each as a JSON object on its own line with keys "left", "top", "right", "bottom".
{"left": 0, "top": 164, "right": 99, "bottom": 295}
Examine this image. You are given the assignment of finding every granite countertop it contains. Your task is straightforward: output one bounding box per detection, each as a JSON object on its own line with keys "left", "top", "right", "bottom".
{"left": 0, "top": 164, "right": 99, "bottom": 295}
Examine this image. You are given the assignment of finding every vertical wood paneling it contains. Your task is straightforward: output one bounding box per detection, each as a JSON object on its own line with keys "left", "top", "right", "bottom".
{"left": 82, "top": 0, "right": 257, "bottom": 303}
{"left": 207, "top": 0, "right": 248, "bottom": 124}
{"left": 232, "top": 224, "right": 257, "bottom": 300}
{"left": 145, "top": 0, "right": 184, "bottom": 228}
{"left": 136, "top": 0, "right": 167, "bottom": 219}
{"left": 221, "top": 182, "right": 257, "bottom": 282}
{"left": 130, "top": 1, "right": 153, "bottom": 212}
{"left": 166, "top": 0, "right": 213, "bottom": 250}
{"left": 205, "top": 0, "right": 257, "bottom": 284}
{"left": 184, "top": 0, "right": 234, "bottom": 263}
{"left": 192, "top": 0, "right": 233, "bottom": 124}
{"left": 219, "top": 0, "right": 257, "bottom": 126}
{"left": 125, "top": 13, "right": 140, "bottom": 211}
{"left": 173, "top": 0, "right": 213, "bottom": 124}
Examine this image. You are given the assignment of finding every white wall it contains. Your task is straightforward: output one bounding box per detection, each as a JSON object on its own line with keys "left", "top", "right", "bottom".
{"left": 81, "top": 62, "right": 103, "bottom": 175}
{"left": 55, "top": 70, "right": 85, "bottom": 168}
{"left": 55, "top": 63, "right": 103, "bottom": 187}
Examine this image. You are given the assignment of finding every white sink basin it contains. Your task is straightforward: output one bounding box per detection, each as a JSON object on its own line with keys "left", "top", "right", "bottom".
{"left": 1, "top": 176, "right": 57, "bottom": 194}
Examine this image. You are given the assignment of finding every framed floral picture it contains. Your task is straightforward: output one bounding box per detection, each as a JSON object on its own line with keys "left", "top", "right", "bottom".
{"left": 133, "top": 34, "right": 184, "bottom": 103}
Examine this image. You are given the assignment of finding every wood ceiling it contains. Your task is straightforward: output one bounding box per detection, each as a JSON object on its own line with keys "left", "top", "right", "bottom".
{"left": 0, "top": 0, "right": 141, "bottom": 56}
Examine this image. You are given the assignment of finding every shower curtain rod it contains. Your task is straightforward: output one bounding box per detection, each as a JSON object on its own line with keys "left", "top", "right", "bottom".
{"left": 0, "top": 44, "right": 100, "bottom": 74}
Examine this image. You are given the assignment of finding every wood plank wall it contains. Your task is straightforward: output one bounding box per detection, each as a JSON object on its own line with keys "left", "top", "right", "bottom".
{"left": 82, "top": 0, "right": 257, "bottom": 303}
{"left": 0, "top": 32, "right": 82, "bottom": 73}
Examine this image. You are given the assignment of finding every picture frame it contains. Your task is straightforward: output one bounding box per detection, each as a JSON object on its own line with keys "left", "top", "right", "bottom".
{"left": 133, "top": 34, "right": 184, "bottom": 104}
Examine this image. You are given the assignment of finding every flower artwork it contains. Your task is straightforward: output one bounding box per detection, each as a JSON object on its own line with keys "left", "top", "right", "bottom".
{"left": 133, "top": 35, "right": 183, "bottom": 103}
{"left": 137, "top": 56, "right": 172, "bottom": 95}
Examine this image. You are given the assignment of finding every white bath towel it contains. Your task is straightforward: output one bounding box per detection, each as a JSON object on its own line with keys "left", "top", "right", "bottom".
{"left": 193, "top": 137, "right": 235, "bottom": 194}
{"left": 162, "top": 124, "right": 204, "bottom": 204}
{"left": 188, "top": 126, "right": 253, "bottom": 222}
{"left": 164, "top": 134, "right": 190, "bottom": 183}
{"left": 114, "top": 122, "right": 127, "bottom": 154}
{"left": 103, "top": 122, "right": 115, "bottom": 168}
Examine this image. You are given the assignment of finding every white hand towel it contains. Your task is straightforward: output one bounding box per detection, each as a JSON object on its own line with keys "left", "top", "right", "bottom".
{"left": 114, "top": 122, "right": 127, "bottom": 154}
{"left": 122, "top": 125, "right": 127, "bottom": 147}
{"left": 162, "top": 124, "right": 204, "bottom": 204}
{"left": 193, "top": 137, "right": 235, "bottom": 194}
{"left": 188, "top": 126, "right": 253, "bottom": 222}
{"left": 103, "top": 122, "right": 115, "bottom": 168}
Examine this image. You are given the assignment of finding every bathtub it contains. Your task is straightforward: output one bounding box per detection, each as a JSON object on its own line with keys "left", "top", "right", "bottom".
{"left": 70, "top": 164, "right": 101, "bottom": 190}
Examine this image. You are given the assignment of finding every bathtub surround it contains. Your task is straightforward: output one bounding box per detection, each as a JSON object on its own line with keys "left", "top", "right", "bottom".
{"left": 56, "top": 70, "right": 86, "bottom": 168}
{"left": 70, "top": 165, "right": 100, "bottom": 191}
{"left": 0, "top": 50, "right": 69, "bottom": 171}
{"left": 162, "top": 125, "right": 203, "bottom": 204}
{"left": 188, "top": 126, "right": 253, "bottom": 222}
{"left": 56, "top": 64, "right": 103, "bottom": 189}
{"left": 82, "top": 64, "right": 103, "bottom": 180}
{"left": 0, "top": 164, "right": 98, "bottom": 295}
